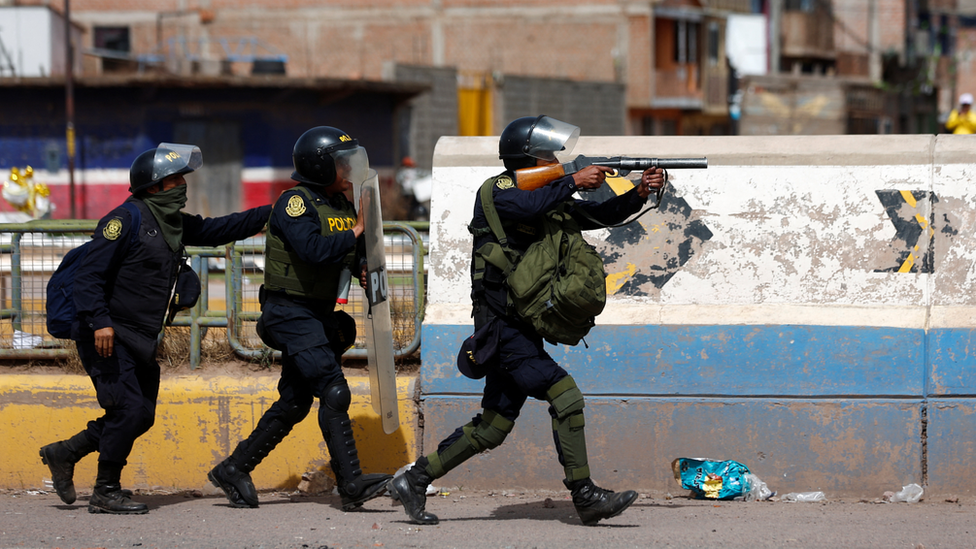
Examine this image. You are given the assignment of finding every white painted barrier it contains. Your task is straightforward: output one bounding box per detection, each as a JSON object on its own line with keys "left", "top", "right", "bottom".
{"left": 420, "top": 135, "right": 976, "bottom": 497}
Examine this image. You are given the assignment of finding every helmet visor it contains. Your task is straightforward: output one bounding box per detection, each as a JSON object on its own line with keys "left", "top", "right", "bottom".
{"left": 153, "top": 143, "right": 203, "bottom": 182}
{"left": 333, "top": 146, "right": 369, "bottom": 186}
{"left": 525, "top": 116, "right": 580, "bottom": 161}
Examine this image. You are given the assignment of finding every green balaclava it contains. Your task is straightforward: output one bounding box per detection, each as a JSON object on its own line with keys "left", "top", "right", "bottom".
{"left": 141, "top": 185, "right": 187, "bottom": 252}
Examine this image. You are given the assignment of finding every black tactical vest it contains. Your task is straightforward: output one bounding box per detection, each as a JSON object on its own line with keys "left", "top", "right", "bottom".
{"left": 107, "top": 198, "right": 182, "bottom": 360}
{"left": 264, "top": 186, "right": 356, "bottom": 303}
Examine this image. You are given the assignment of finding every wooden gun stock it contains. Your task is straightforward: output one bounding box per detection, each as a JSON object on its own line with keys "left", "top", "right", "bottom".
{"left": 514, "top": 164, "right": 568, "bottom": 191}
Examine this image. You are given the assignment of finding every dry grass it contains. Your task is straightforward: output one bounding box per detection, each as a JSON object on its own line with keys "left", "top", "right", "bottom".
{"left": 54, "top": 348, "right": 85, "bottom": 375}
{"left": 157, "top": 326, "right": 240, "bottom": 370}
{"left": 8, "top": 304, "right": 422, "bottom": 376}
{"left": 30, "top": 327, "right": 265, "bottom": 375}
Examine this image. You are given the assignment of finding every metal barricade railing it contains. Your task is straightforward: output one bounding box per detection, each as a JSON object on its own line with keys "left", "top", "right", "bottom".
{"left": 0, "top": 220, "right": 427, "bottom": 368}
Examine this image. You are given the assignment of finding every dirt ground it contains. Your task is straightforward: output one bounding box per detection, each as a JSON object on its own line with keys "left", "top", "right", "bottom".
{"left": 0, "top": 487, "right": 970, "bottom": 549}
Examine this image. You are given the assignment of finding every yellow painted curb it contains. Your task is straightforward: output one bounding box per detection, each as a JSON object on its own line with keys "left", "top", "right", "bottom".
{"left": 0, "top": 373, "right": 419, "bottom": 491}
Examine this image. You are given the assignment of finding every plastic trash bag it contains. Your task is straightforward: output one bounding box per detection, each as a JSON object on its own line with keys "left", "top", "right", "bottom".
{"left": 885, "top": 483, "right": 923, "bottom": 503}
{"left": 672, "top": 458, "right": 752, "bottom": 500}
{"left": 741, "top": 473, "right": 775, "bottom": 501}
{"left": 780, "top": 491, "right": 826, "bottom": 502}
{"left": 13, "top": 330, "right": 42, "bottom": 350}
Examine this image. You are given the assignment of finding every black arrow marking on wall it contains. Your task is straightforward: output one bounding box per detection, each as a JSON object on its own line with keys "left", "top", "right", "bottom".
{"left": 875, "top": 190, "right": 936, "bottom": 274}
{"left": 590, "top": 178, "right": 712, "bottom": 293}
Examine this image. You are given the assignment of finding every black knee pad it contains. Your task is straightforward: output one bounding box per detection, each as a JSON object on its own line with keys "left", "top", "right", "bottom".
{"left": 323, "top": 380, "right": 351, "bottom": 414}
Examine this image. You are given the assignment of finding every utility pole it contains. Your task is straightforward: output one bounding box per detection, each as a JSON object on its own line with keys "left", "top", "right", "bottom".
{"left": 869, "top": 0, "right": 881, "bottom": 82}
{"left": 64, "top": 0, "right": 77, "bottom": 219}
{"left": 768, "top": 0, "right": 782, "bottom": 73}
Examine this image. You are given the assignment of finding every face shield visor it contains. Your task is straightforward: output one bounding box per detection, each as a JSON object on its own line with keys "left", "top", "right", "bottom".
{"left": 524, "top": 116, "right": 580, "bottom": 161}
{"left": 153, "top": 143, "right": 203, "bottom": 181}
{"left": 333, "top": 146, "right": 369, "bottom": 187}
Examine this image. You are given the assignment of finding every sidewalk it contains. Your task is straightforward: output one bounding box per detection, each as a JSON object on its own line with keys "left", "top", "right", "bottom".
{"left": 0, "top": 487, "right": 967, "bottom": 549}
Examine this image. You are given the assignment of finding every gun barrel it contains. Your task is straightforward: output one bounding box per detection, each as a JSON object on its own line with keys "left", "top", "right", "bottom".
{"left": 602, "top": 157, "right": 708, "bottom": 173}
{"left": 647, "top": 157, "right": 708, "bottom": 170}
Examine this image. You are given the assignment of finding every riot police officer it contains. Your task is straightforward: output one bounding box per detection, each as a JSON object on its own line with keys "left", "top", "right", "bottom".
{"left": 389, "top": 116, "right": 667, "bottom": 526}
{"left": 207, "top": 126, "right": 392, "bottom": 511}
{"left": 39, "top": 143, "right": 273, "bottom": 514}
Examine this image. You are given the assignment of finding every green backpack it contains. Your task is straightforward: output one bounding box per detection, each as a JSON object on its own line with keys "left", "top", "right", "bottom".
{"left": 472, "top": 178, "right": 607, "bottom": 346}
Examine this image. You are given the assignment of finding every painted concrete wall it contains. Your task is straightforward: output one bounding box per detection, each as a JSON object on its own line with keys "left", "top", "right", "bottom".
{"left": 422, "top": 134, "right": 976, "bottom": 497}
{"left": 2, "top": 374, "right": 419, "bottom": 492}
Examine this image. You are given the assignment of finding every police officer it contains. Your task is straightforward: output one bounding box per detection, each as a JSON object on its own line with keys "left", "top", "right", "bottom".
{"left": 389, "top": 115, "right": 667, "bottom": 526}
{"left": 207, "top": 126, "right": 392, "bottom": 511}
{"left": 39, "top": 143, "right": 273, "bottom": 514}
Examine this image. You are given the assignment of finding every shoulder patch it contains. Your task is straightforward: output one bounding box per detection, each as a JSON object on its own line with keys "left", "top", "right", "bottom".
{"left": 103, "top": 218, "right": 123, "bottom": 241}
{"left": 285, "top": 194, "right": 307, "bottom": 217}
{"left": 495, "top": 176, "right": 515, "bottom": 190}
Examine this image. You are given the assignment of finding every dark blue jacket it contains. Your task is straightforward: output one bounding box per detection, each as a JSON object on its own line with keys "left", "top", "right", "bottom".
{"left": 73, "top": 197, "right": 272, "bottom": 361}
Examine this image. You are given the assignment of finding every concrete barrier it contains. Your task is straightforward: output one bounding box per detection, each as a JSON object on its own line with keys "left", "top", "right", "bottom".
{"left": 1, "top": 373, "right": 419, "bottom": 491}
{"left": 422, "top": 134, "right": 976, "bottom": 497}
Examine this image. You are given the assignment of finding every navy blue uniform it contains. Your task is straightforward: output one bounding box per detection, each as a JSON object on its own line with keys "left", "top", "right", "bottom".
{"left": 254, "top": 186, "right": 365, "bottom": 426}
{"left": 434, "top": 173, "right": 646, "bottom": 473}
{"left": 465, "top": 174, "right": 645, "bottom": 419}
{"left": 72, "top": 198, "right": 271, "bottom": 465}
{"left": 208, "top": 183, "right": 392, "bottom": 511}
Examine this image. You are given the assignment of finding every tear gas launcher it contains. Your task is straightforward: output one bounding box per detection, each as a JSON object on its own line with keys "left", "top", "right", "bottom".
{"left": 514, "top": 155, "right": 708, "bottom": 192}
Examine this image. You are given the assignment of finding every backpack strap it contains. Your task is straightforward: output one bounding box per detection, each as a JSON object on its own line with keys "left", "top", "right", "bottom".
{"left": 470, "top": 178, "right": 520, "bottom": 277}
{"left": 478, "top": 178, "right": 508, "bottom": 248}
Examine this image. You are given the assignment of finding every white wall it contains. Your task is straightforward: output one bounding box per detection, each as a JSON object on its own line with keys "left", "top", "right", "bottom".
{"left": 428, "top": 135, "right": 976, "bottom": 331}
{"left": 0, "top": 6, "right": 82, "bottom": 77}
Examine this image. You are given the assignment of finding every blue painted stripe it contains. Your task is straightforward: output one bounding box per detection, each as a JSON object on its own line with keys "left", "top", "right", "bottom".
{"left": 421, "top": 324, "right": 925, "bottom": 397}
{"left": 928, "top": 329, "right": 976, "bottom": 395}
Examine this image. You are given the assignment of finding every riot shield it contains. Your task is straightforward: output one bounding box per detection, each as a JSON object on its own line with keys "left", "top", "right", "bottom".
{"left": 359, "top": 170, "right": 400, "bottom": 434}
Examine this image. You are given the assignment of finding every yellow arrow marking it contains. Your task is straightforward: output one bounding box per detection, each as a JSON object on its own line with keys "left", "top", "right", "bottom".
{"left": 606, "top": 262, "right": 637, "bottom": 294}
{"left": 900, "top": 190, "right": 917, "bottom": 208}
{"left": 899, "top": 253, "right": 915, "bottom": 273}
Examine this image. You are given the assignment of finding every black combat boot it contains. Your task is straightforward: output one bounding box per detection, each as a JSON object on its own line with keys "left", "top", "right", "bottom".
{"left": 335, "top": 468, "right": 393, "bottom": 512}
{"left": 208, "top": 458, "right": 259, "bottom": 508}
{"left": 564, "top": 478, "right": 638, "bottom": 526}
{"left": 88, "top": 462, "right": 148, "bottom": 515}
{"left": 319, "top": 381, "right": 391, "bottom": 511}
{"left": 39, "top": 431, "right": 96, "bottom": 504}
{"left": 208, "top": 417, "right": 294, "bottom": 508}
{"left": 388, "top": 457, "right": 439, "bottom": 525}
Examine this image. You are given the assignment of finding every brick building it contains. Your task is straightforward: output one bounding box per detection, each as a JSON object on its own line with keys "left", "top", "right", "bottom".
{"left": 8, "top": 0, "right": 738, "bottom": 136}
{"left": 1, "top": 0, "right": 972, "bottom": 221}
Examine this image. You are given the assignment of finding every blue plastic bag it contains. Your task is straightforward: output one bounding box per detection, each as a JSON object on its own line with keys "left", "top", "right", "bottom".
{"left": 672, "top": 458, "right": 751, "bottom": 500}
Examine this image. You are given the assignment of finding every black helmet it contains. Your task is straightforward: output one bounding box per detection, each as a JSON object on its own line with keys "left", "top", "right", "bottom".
{"left": 292, "top": 126, "right": 369, "bottom": 187}
{"left": 498, "top": 115, "right": 580, "bottom": 161}
{"left": 129, "top": 143, "right": 202, "bottom": 194}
